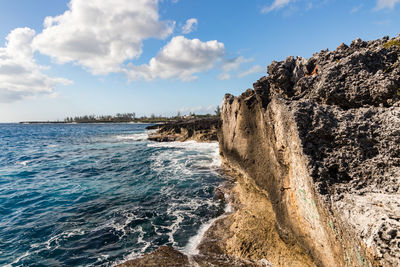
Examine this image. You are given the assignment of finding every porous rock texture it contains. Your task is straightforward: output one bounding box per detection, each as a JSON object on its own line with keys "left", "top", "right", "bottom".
{"left": 117, "top": 245, "right": 272, "bottom": 267}
{"left": 147, "top": 118, "right": 221, "bottom": 142}
{"left": 220, "top": 36, "right": 400, "bottom": 266}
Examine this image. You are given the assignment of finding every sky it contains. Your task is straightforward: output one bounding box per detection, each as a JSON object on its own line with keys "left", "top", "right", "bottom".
{"left": 0, "top": 0, "right": 399, "bottom": 122}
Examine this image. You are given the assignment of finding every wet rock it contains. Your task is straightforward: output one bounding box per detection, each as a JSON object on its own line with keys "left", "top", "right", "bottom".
{"left": 213, "top": 186, "right": 226, "bottom": 202}
{"left": 117, "top": 246, "right": 191, "bottom": 267}
{"left": 117, "top": 246, "right": 272, "bottom": 267}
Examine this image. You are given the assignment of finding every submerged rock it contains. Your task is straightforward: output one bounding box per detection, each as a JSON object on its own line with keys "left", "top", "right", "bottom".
{"left": 220, "top": 35, "right": 400, "bottom": 266}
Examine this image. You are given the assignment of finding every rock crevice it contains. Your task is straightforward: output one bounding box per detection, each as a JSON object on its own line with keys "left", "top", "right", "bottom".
{"left": 220, "top": 35, "right": 400, "bottom": 266}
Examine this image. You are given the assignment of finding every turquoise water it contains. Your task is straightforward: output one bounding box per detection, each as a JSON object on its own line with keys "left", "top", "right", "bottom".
{"left": 0, "top": 123, "right": 224, "bottom": 266}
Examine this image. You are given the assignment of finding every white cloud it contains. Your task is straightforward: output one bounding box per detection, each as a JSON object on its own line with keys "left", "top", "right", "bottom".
{"left": 217, "top": 73, "right": 231, "bottom": 80}
{"left": 350, "top": 4, "right": 363, "bottom": 13}
{"left": 178, "top": 105, "right": 216, "bottom": 115}
{"left": 182, "top": 18, "right": 198, "bottom": 34}
{"left": 238, "top": 65, "right": 264, "bottom": 78}
{"left": 218, "top": 56, "right": 254, "bottom": 80}
{"left": 32, "top": 0, "right": 175, "bottom": 75}
{"left": 262, "top": 0, "right": 293, "bottom": 13}
{"left": 221, "top": 56, "right": 253, "bottom": 72}
{"left": 0, "top": 28, "right": 72, "bottom": 103}
{"left": 375, "top": 0, "right": 400, "bottom": 9}
{"left": 126, "top": 36, "right": 225, "bottom": 82}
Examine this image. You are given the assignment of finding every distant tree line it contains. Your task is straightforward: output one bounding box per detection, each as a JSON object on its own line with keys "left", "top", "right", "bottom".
{"left": 63, "top": 106, "right": 222, "bottom": 123}
{"left": 64, "top": 113, "right": 136, "bottom": 123}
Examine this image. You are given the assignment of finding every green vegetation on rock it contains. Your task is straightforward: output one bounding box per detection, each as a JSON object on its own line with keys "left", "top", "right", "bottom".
{"left": 383, "top": 39, "right": 400, "bottom": 49}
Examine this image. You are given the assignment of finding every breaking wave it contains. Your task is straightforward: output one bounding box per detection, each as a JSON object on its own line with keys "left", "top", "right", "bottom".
{"left": 0, "top": 123, "right": 225, "bottom": 266}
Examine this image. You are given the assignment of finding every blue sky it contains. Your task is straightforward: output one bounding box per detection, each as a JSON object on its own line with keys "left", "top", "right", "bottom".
{"left": 0, "top": 0, "right": 399, "bottom": 122}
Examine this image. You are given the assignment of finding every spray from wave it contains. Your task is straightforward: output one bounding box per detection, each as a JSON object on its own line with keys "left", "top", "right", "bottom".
{"left": 0, "top": 124, "right": 225, "bottom": 267}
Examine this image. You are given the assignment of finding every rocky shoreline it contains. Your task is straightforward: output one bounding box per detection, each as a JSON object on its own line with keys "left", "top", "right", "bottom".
{"left": 118, "top": 35, "right": 400, "bottom": 266}
{"left": 146, "top": 118, "right": 221, "bottom": 142}
{"left": 117, "top": 172, "right": 274, "bottom": 267}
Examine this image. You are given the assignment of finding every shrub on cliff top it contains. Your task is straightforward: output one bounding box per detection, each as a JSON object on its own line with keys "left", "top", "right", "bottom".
{"left": 383, "top": 39, "right": 400, "bottom": 49}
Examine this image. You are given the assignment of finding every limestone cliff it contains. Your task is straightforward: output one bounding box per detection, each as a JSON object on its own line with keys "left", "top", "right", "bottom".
{"left": 220, "top": 36, "right": 400, "bottom": 266}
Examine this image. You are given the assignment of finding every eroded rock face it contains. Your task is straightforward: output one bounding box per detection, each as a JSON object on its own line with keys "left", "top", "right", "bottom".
{"left": 264, "top": 36, "right": 400, "bottom": 109}
{"left": 147, "top": 118, "right": 221, "bottom": 142}
{"left": 197, "top": 169, "right": 315, "bottom": 267}
{"left": 220, "top": 35, "right": 400, "bottom": 266}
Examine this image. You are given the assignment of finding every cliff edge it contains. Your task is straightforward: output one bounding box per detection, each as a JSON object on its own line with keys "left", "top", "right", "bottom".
{"left": 220, "top": 36, "right": 400, "bottom": 266}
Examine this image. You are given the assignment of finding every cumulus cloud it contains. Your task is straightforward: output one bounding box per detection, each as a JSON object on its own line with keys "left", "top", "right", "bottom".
{"left": 182, "top": 18, "right": 198, "bottom": 34}
{"left": 375, "top": 0, "right": 400, "bottom": 9}
{"left": 0, "top": 28, "right": 71, "bottom": 103}
{"left": 262, "top": 0, "right": 292, "bottom": 13}
{"left": 221, "top": 56, "right": 253, "bottom": 72}
{"left": 126, "top": 36, "right": 225, "bottom": 82}
{"left": 238, "top": 65, "right": 264, "bottom": 78}
{"left": 32, "top": 0, "right": 175, "bottom": 75}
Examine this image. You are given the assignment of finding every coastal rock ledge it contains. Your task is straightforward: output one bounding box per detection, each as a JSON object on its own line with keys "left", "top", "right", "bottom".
{"left": 147, "top": 118, "right": 221, "bottom": 142}
{"left": 220, "top": 35, "right": 400, "bottom": 266}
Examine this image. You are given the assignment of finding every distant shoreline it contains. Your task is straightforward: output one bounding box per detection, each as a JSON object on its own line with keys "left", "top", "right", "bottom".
{"left": 19, "top": 115, "right": 219, "bottom": 125}
{"left": 18, "top": 121, "right": 164, "bottom": 124}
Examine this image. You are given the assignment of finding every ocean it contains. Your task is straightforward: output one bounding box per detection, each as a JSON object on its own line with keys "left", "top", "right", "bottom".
{"left": 0, "top": 123, "right": 225, "bottom": 266}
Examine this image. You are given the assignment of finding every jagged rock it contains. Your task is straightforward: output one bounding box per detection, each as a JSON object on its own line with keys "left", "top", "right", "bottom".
{"left": 118, "top": 246, "right": 191, "bottom": 267}
{"left": 261, "top": 37, "right": 400, "bottom": 109}
{"left": 117, "top": 246, "right": 272, "bottom": 267}
{"left": 220, "top": 35, "right": 400, "bottom": 266}
{"left": 147, "top": 118, "right": 221, "bottom": 142}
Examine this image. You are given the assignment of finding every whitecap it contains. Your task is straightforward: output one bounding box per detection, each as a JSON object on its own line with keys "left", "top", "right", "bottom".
{"left": 148, "top": 141, "right": 221, "bottom": 178}
{"left": 45, "top": 229, "right": 86, "bottom": 250}
{"left": 16, "top": 160, "right": 30, "bottom": 166}
{"left": 147, "top": 140, "right": 218, "bottom": 151}
{"left": 115, "top": 130, "right": 157, "bottom": 142}
{"left": 111, "top": 226, "right": 152, "bottom": 267}
{"left": 4, "top": 251, "right": 30, "bottom": 267}
{"left": 137, "top": 226, "right": 151, "bottom": 253}
{"left": 108, "top": 211, "right": 137, "bottom": 238}
{"left": 183, "top": 196, "right": 232, "bottom": 255}
{"left": 165, "top": 210, "right": 185, "bottom": 246}
{"left": 47, "top": 144, "right": 58, "bottom": 148}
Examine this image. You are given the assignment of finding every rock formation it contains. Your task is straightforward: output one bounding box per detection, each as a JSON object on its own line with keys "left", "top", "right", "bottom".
{"left": 219, "top": 35, "right": 400, "bottom": 266}
{"left": 117, "top": 246, "right": 272, "bottom": 266}
{"left": 147, "top": 118, "right": 221, "bottom": 142}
